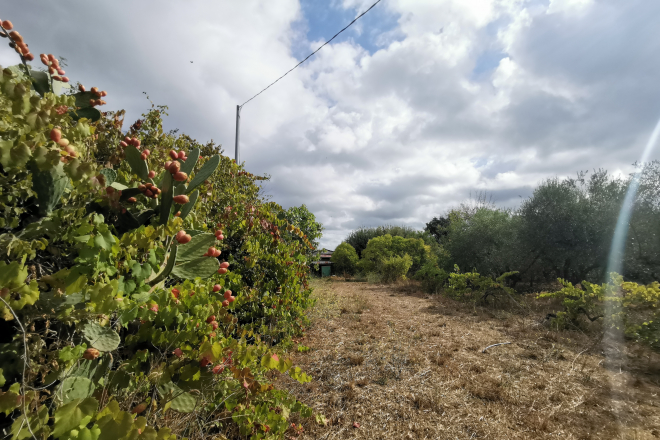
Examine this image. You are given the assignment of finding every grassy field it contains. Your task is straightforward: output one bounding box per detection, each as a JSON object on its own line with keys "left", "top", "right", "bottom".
{"left": 276, "top": 277, "right": 660, "bottom": 439}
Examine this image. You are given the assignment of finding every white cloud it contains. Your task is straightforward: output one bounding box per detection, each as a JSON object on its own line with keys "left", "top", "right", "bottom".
{"left": 2, "top": 0, "right": 659, "bottom": 249}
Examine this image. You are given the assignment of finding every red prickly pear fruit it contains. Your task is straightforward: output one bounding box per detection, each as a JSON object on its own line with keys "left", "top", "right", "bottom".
{"left": 174, "top": 211, "right": 181, "bottom": 217}
{"left": 173, "top": 348, "right": 183, "bottom": 358}
{"left": 149, "top": 304, "right": 159, "bottom": 313}
{"left": 228, "top": 296, "right": 236, "bottom": 303}
{"left": 143, "top": 149, "right": 150, "bottom": 156}
{"left": 144, "top": 189, "right": 153, "bottom": 197}
{"left": 2, "top": 21, "right": 13, "bottom": 30}
{"left": 78, "top": 84, "right": 86, "bottom": 92}
{"left": 178, "top": 151, "right": 186, "bottom": 159}
{"left": 223, "top": 290, "right": 232, "bottom": 300}
{"left": 148, "top": 170, "right": 156, "bottom": 178}
{"left": 120, "top": 141, "right": 128, "bottom": 148}
{"left": 169, "top": 150, "right": 178, "bottom": 160}
{"left": 222, "top": 300, "right": 229, "bottom": 307}
{"left": 212, "top": 365, "right": 224, "bottom": 374}
{"left": 131, "top": 404, "right": 147, "bottom": 414}
{"left": 175, "top": 230, "right": 187, "bottom": 243}
{"left": 206, "top": 247, "right": 215, "bottom": 256}
{"left": 213, "top": 284, "right": 221, "bottom": 292}
{"left": 140, "top": 153, "right": 147, "bottom": 161}
{"left": 124, "top": 136, "right": 131, "bottom": 143}
{"left": 50, "top": 128, "right": 62, "bottom": 142}
{"left": 40, "top": 54, "right": 49, "bottom": 65}
{"left": 25, "top": 53, "right": 34, "bottom": 62}
{"left": 127, "top": 197, "right": 137, "bottom": 203}
{"left": 200, "top": 358, "right": 211, "bottom": 367}
{"left": 145, "top": 182, "right": 153, "bottom": 188}
{"left": 211, "top": 321, "right": 219, "bottom": 330}
{"left": 220, "top": 262, "right": 230, "bottom": 269}
{"left": 91, "top": 86, "right": 99, "bottom": 93}
{"left": 206, "top": 315, "right": 216, "bottom": 323}
{"left": 218, "top": 268, "right": 228, "bottom": 275}
{"left": 57, "top": 68, "right": 65, "bottom": 75}
{"left": 106, "top": 187, "right": 115, "bottom": 195}
{"left": 101, "top": 91, "right": 107, "bottom": 97}
{"left": 57, "top": 138, "right": 69, "bottom": 147}
{"left": 9, "top": 31, "right": 22, "bottom": 42}
{"left": 213, "top": 249, "right": 221, "bottom": 257}
{"left": 168, "top": 161, "right": 181, "bottom": 174}
{"left": 173, "top": 195, "right": 189, "bottom": 204}
{"left": 164, "top": 160, "right": 172, "bottom": 169}
{"left": 132, "top": 138, "right": 141, "bottom": 147}
{"left": 171, "top": 288, "right": 180, "bottom": 299}
{"left": 173, "top": 172, "right": 188, "bottom": 182}
{"left": 83, "top": 348, "right": 100, "bottom": 360}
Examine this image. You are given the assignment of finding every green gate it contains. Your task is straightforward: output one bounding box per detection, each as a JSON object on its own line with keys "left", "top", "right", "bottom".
{"left": 321, "top": 265, "right": 331, "bottom": 277}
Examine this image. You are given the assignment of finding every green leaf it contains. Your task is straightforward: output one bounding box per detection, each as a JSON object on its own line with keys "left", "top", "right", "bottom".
{"left": 172, "top": 257, "right": 219, "bottom": 280}
{"left": 98, "top": 168, "right": 117, "bottom": 186}
{"left": 149, "top": 245, "right": 177, "bottom": 287}
{"left": 186, "top": 154, "right": 220, "bottom": 194}
{"left": 110, "top": 182, "right": 128, "bottom": 191}
{"left": 179, "top": 148, "right": 199, "bottom": 175}
{"left": 29, "top": 161, "right": 69, "bottom": 216}
{"left": 82, "top": 322, "right": 120, "bottom": 352}
{"left": 125, "top": 145, "right": 149, "bottom": 181}
{"left": 59, "top": 376, "right": 95, "bottom": 404}
{"left": 30, "top": 70, "right": 51, "bottom": 97}
{"left": 159, "top": 172, "right": 174, "bottom": 225}
{"left": 157, "top": 382, "right": 197, "bottom": 413}
{"left": 70, "top": 107, "right": 102, "bottom": 122}
{"left": 176, "top": 233, "right": 215, "bottom": 263}
{"left": 52, "top": 398, "right": 98, "bottom": 438}
{"left": 179, "top": 190, "right": 198, "bottom": 220}
{"left": 0, "top": 368, "right": 5, "bottom": 387}
{"left": 73, "top": 91, "right": 98, "bottom": 108}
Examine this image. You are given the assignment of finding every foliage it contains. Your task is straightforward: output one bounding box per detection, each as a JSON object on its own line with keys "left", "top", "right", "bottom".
{"left": 445, "top": 266, "right": 519, "bottom": 305}
{"left": 424, "top": 216, "right": 449, "bottom": 243}
{"left": 357, "top": 234, "right": 432, "bottom": 277}
{"left": 379, "top": 254, "right": 413, "bottom": 284}
{"left": 0, "top": 20, "right": 320, "bottom": 440}
{"left": 330, "top": 242, "right": 358, "bottom": 276}
{"left": 539, "top": 274, "right": 660, "bottom": 348}
{"left": 414, "top": 262, "right": 448, "bottom": 294}
{"left": 280, "top": 204, "right": 323, "bottom": 259}
{"left": 344, "top": 225, "right": 432, "bottom": 257}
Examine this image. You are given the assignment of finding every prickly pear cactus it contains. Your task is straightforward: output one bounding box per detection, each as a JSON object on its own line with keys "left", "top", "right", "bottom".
{"left": 82, "top": 322, "right": 120, "bottom": 352}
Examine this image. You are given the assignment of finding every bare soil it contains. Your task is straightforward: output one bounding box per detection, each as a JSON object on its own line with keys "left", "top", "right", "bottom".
{"left": 276, "top": 278, "right": 660, "bottom": 439}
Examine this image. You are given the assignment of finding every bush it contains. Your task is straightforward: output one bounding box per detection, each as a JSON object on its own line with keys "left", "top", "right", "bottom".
{"left": 445, "top": 266, "right": 519, "bottom": 305}
{"left": 539, "top": 274, "right": 660, "bottom": 349}
{"left": 358, "top": 234, "right": 433, "bottom": 276}
{"left": 380, "top": 254, "right": 413, "bottom": 283}
{"left": 0, "top": 21, "right": 322, "bottom": 440}
{"left": 331, "top": 242, "right": 359, "bottom": 275}
{"left": 414, "top": 262, "right": 448, "bottom": 294}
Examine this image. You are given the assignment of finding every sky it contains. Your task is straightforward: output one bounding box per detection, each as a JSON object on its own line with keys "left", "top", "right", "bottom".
{"left": 2, "top": 0, "right": 660, "bottom": 249}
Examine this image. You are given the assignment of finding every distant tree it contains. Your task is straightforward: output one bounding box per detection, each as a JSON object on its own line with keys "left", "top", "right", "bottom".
{"left": 425, "top": 216, "right": 450, "bottom": 242}
{"left": 282, "top": 204, "right": 324, "bottom": 257}
{"left": 331, "top": 242, "right": 359, "bottom": 276}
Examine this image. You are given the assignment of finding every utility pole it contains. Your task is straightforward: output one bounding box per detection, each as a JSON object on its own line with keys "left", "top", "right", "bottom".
{"left": 234, "top": 105, "right": 241, "bottom": 163}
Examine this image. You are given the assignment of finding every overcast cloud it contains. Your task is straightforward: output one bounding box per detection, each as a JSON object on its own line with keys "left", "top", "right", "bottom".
{"left": 2, "top": 0, "right": 659, "bottom": 248}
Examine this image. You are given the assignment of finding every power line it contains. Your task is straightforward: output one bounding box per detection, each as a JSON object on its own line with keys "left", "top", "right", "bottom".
{"left": 240, "top": 0, "right": 383, "bottom": 108}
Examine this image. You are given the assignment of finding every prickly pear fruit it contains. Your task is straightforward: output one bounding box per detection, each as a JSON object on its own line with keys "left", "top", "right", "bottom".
{"left": 131, "top": 403, "right": 147, "bottom": 414}
{"left": 213, "top": 284, "right": 221, "bottom": 292}
{"left": 220, "top": 262, "right": 229, "bottom": 269}
{"left": 177, "top": 151, "right": 186, "bottom": 159}
{"left": 83, "top": 348, "right": 100, "bottom": 360}
{"left": 50, "top": 128, "right": 62, "bottom": 142}
{"left": 169, "top": 150, "right": 178, "bottom": 160}
{"left": 173, "top": 195, "right": 189, "bottom": 204}
{"left": 173, "top": 171, "right": 188, "bottom": 182}
{"left": 173, "top": 348, "right": 183, "bottom": 358}
{"left": 200, "top": 357, "right": 211, "bottom": 367}
{"left": 223, "top": 290, "right": 232, "bottom": 300}
{"left": 148, "top": 170, "right": 156, "bottom": 178}
{"left": 206, "top": 315, "right": 216, "bottom": 323}
{"left": 212, "top": 365, "right": 224, "bottom": 374}
{"left": 222, "top": 300, "right": 229, "bottom": 307}
{"left": 168, "top": 161, "right": 181, "bottom": 174}
{"left": 218, "top": 268, "right": 227, "bottom": 275}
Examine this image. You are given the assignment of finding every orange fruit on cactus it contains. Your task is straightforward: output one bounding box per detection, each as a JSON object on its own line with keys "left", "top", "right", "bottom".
{"left": 213, "top": 284, "right": 221, "bottom": 292}
{"left": 223, "top": 290, "right": 232, "bottom": 300}
{"left": 9, "top": 31, "right": 22, "bottom": 42}
{"left": 212, "top": 365, "right": 224, "bottom": 374}
{"left": 50, "top": 128, "right": 62, "bottom": 142}
{"left": 206, "top": 315, "right": 216, "bottom": 323}
{"left": 213, "top": 249, "right": 221, "bottom": 257}
{"left": 200, "top": 357, "right": 211, "bottom": 367}
{"left": 127, "top": 197, "right": 137, "bottom": 203}
{"left": 211, "top": 321, "right": 219, "bottom": 330}
{"left": 177, "top": 151, "right": 186, "bottom": 159}
{"left": 1, "top": 20, "right": 13, "bottom": 30}
{"left": 217, "top": 268, "right": 227, "bottom": 275}
{"left": 119, "top": 141, "right": 128, "bottom": 148}
{"left": 173, "top": 195, "right": 189, "bottom": 204}
{"left": 169, "top": 150, "right": 178, "bottom": 160}
{"left": 228, "top": 296, "right": 236, "bottom": 303}
{"left": 83, "top": 348, "right": 100, "bottom": 360}
{"left": 168, "top": 161, "right": 181, "bottom": 174}
{"left": 78, "top": 84, "right": 85, "bottom": 92}
{"left": 131, "top": 404, "right": 147, "bottom": 414}
{"left": 222, "top": 300, "right": 229, "bottom": 307}
{"left": 220, "top": 261, "right": 229, "bottom": 269}
{"left": 24, "top": 53, "right": 34, "bottom": 61}
{"left": 148, "top": 170, "right": 156, "bottom": 178}
{"left": 173, "top": 171, "right": 188, "bottom": 182}
{"left": 144, "top": 189, "right": 153, "bottom": 197}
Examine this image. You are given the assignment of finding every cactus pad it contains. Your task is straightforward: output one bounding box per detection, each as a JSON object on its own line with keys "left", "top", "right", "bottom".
{"left": 186, "top": 155, "right": 220, "bottom": 194}
{"left": 58, "top": 376, "right": 95, "bottom": 404}
{"left": 158, "top": 381, "right": 197, "bottom": 413}
{"left": 82, "top": 322, "right": 120, "bottom": 352}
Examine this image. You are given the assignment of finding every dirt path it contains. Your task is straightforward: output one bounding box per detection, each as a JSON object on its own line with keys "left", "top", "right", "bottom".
{"left": 277, "top": 279, "right": 660, "bottom": 439}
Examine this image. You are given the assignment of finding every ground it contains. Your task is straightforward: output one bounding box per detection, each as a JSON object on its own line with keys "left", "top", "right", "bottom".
{"left": 276, "top": 278, "right": 660, "bottom": 439}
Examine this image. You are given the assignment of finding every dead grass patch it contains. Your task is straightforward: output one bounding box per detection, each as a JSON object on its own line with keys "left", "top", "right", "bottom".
{"left": 275, "top": 278, "right": 660, "bottom": 439}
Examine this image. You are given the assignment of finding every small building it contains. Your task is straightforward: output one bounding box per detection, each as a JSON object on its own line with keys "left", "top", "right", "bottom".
{"left": 311, "top": 250, "right": 333, "bottom": 277}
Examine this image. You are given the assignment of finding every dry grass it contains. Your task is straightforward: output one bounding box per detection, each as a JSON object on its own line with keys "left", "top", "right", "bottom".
{"left": 276, "top": 278, "right": 660, "bottom": 439}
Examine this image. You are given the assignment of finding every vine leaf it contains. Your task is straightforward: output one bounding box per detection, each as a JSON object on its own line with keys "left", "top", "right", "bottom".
{"left": 52, "top": 397, "right": 98, "bottom": 438}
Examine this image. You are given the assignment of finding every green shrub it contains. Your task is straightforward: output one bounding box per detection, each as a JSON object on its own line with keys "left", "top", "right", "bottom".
{"left": 539, "top": 274, "right": 660, "bottom": 348}
{"left": 414, "top": 262, "right": 448, "bottom": 294}
{"left": 445, "top": 266, "right": 519, "bottom": 304}
{"left": 380, "top": 254, "right": 413, "bottom": 283}
{"left": 359, "top": 234, "right": 433, "bottom": 276}
{"left": 0, "top": 20, "right": 323, "bottom": 440}
{"left": 331, "top": 242, "right": 359, "bottom": 275}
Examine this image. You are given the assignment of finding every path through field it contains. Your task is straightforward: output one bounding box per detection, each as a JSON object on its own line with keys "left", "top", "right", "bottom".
{"left": 277, "top": 279, "right": 660, "bottom": 439}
